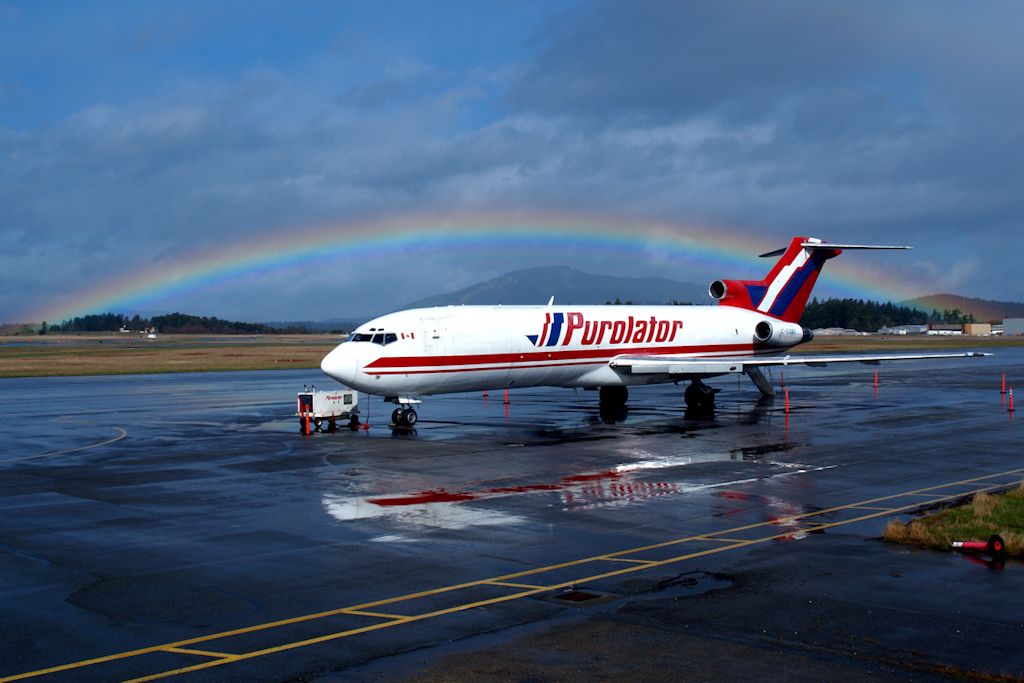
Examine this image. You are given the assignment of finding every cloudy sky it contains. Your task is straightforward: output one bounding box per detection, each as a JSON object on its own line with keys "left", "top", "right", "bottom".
{"left": 2, "top": 1, "right": 1021, "bottom": 323}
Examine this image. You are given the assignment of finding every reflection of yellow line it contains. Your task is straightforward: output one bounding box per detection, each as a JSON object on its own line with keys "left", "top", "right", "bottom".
{"left": 4, "top": 466, "right": 1023, "bottom": 683}
{"left": 4, "top": 428, "right": 127, "bottom": 464}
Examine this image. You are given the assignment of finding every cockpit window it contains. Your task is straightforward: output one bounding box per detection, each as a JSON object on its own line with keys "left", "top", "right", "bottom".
{"left": 347, "top": 330, "right": 398, "bottom": 346}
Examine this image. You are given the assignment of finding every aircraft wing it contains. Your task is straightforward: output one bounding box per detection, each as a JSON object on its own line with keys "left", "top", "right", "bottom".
{"left": 609, "top": 351, "right": 991, "bottom": 377}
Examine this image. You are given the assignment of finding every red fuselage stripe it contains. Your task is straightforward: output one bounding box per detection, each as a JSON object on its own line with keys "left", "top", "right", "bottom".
{"left": 371, "top": 360, "right": 605, "bottom": 375}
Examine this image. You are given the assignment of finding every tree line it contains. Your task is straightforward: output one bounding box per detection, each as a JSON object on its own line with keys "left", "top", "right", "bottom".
{"left": 50, "top": 312, "right": 311, "bottom": 334}
{"left": 799, "top": 298, "right": 974, "bottom": 331}
{"left": 604, "top": 296, "right": 974, "bottom": 332}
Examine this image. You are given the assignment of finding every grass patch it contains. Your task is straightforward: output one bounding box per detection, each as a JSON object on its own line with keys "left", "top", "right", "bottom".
{"left": 793, "top": 335, "right": 1024, "bottom": 354}
{"left": 883, "top": 487, "right": 1024, "bottom": 557}
{"left": 0, "top": 335, "right": 337, "bottom": 377}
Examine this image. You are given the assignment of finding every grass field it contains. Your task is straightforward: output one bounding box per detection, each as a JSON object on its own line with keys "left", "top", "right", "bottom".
{"left": 884, "top": 487, "right": 1024, "bottom": 558}
{"left": 0, "top": 334, "right": 338, "bottom": 378}
{"left": 0, "top": 333, "right": 1021, "bottom": 379}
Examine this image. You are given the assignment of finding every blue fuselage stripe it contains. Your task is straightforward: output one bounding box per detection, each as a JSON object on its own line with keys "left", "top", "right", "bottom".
{"left": 546, "top": 312, "right": 564, "bottom": 346}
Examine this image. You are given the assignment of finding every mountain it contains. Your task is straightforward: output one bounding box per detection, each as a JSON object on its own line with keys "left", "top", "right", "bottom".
{"left": 899, "top": 294, "right": 1024, "bottom": 323}
{"left": 402, "top": 266, "right": 709, "bottom": 309}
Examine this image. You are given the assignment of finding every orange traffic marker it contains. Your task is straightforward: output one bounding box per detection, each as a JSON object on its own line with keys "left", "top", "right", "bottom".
{"left": 952, "top": 534, "right": 1006, "bottom": 558}
{"left": 1009, "top": 387, "right": 1015, "bottom": 413}
{"left": 784, "top": 387, "right": 790, "bottom": 414}
{"left": 1001, "top": 373, "right": 1007, "bottom": 395}
{"left": 873, "top": 369, "right": 879, "bottom": 389}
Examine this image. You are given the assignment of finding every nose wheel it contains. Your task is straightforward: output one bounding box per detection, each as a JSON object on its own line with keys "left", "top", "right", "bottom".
{"left": 391, "top": 407, "right": 418, "bottom": 427}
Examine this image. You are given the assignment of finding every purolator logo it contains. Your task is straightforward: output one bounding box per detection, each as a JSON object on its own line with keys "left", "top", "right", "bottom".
{"left": 527, "top": 312, "right": 683, "bottom": 347}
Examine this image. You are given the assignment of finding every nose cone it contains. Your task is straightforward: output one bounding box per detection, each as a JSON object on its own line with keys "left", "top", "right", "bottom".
{"left": 321, "top": 343, "right": 359, "bottom": 386}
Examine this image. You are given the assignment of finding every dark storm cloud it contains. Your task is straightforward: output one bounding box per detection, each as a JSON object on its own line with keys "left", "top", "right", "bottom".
{"left": 506, "top": 1, "right": 1024, "bottom": 252}
{"left": 511, "top": 1, "right": 888, "bottom": 122}
{"left": 2, "top": 2, "right": 1022, "bottom": 320}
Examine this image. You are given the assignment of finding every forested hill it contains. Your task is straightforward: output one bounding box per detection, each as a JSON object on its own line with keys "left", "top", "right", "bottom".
{"left": 799, "top": 298, "right": 975, "bottom": 331}
{"left": 53, "top": 312, "right": 309, "bottom": 334}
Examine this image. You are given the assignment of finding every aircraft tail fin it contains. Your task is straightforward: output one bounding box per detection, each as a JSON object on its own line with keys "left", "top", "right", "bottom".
{"left": 708, "top": 237, "right": 909, "bottom": 323}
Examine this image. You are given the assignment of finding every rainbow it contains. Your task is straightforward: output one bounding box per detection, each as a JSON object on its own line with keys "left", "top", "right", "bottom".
{"left": 23, "top": 210, "right": 927, "bottom": 323}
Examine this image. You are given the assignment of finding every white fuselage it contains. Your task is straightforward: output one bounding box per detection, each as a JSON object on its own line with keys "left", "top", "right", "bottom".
{"left": 321, "top": 304, "right": 807, "bottom": 398}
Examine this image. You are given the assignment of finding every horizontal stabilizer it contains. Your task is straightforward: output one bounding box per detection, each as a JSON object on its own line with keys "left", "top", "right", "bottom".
{"left": 759, "top": 242, "right": 911, "bottom": 258}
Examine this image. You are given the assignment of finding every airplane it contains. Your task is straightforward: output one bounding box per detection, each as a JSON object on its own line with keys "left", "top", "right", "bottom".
{"left": 320, "top": 236, "right": 989, "bottom": 427}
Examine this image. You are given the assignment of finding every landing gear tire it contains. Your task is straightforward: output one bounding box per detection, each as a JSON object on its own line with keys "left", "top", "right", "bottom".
{"left": 684, "top": 381, "right": 716, "bottom": 411}
{"left": 599, "top": 386, "right": 629, "bottom": 408}
{"left": 598, "top": 386, "right": 629, "bottom": 423}
{"left": 350, "top": 414, "right": 360, "bottom": 429}
{"left": 392, "top": 407, "right": 418, "bottom": 428}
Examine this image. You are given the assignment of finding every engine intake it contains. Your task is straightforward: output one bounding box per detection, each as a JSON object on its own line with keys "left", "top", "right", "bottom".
{"left": 709, "top": 280, "right": 727, "bottom": 300}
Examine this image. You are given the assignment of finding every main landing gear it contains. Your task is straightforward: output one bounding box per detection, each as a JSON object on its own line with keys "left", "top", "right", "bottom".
{"left": 598, "top": 386, "right": 629, "bottom": 423}
{"left": 599, "top": 386, "right": 629, "bottom": 408}
{"left": 684, "top": 379, "right": 717, "bottom": 412}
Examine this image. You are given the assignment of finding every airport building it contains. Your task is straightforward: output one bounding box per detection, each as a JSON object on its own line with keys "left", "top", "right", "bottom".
{"left": 1004, "top": 318, "right": 1024, "bottom": 336}
{"left": 878, "top": 324, "right": 928, "bottom": 335}
{"left": 927, "top": 323, "right": 962, "bottom": 335}
{"left": 962, "top": 323, "right": 992, "bottom": 336}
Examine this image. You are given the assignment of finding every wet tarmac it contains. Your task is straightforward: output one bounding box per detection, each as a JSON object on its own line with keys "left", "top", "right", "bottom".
{"left": 0, "top": 348, "right": 1022, "bottom": 682}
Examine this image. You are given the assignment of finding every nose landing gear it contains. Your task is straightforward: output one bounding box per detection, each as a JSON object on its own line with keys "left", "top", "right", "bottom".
{"left": 391, "top": 406, "right": 418, "bottom": 428}
{"left": 388, "top": 397, "right": 422, "bottom": 429}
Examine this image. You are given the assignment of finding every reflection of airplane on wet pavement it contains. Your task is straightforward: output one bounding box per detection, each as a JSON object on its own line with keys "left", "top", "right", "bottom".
{"left": 321, "top": 451, "right": 833, "bottom": 527}
{"left": 321, "top": 236, "right": 988, "bottom": 426}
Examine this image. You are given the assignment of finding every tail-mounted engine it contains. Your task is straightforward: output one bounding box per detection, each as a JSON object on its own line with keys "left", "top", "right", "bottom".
{"left": 753, "top": 319, "right": 814, "bottom": 347}
{"left": 709, "top": 279, "right": 763, "bottom": 309}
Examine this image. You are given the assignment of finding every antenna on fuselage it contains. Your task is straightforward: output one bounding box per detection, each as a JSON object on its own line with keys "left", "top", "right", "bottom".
{"left": 547, "top": 296, "right": 555, "bottom": 306}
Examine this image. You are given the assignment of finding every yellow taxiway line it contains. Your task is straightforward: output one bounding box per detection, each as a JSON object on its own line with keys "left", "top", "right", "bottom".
{"left": 3, "top": 466, "right": 1022, "bottom": 683}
